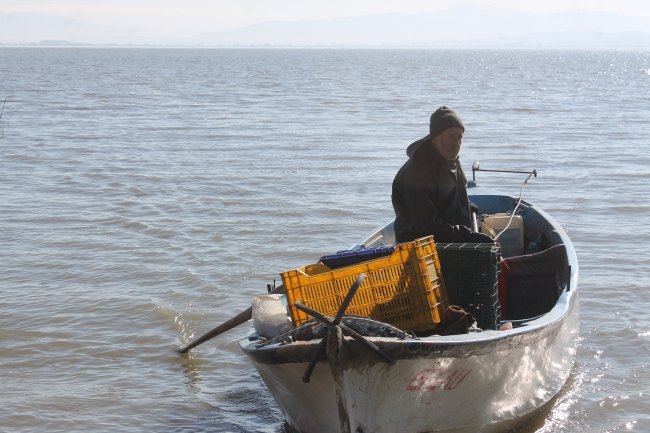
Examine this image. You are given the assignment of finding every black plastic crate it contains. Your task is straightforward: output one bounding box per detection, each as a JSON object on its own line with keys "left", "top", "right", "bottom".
{"left": 435, "top": 243, "right": 501, "bottom": 330}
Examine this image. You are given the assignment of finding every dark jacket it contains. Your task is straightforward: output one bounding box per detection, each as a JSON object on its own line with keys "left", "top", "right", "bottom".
{"left": 392, "top": 136, "right": 472, "bottom": 243}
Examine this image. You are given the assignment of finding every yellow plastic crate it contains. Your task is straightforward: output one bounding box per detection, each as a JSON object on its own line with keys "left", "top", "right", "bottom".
{"left": 280, "top": 236, "right": 450, "bottom": 332}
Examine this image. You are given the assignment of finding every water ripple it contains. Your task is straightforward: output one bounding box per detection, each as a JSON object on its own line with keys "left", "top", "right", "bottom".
{"left": 1, "top": 47, "right": 650, "bottom": 433}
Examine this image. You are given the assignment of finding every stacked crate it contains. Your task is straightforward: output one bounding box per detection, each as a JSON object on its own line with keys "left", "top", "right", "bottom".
{"left": 280, "top": 236, "right": 450, "bottom": 332}
{"left": 436, "top": 243, "right": 501, "bottom": 331}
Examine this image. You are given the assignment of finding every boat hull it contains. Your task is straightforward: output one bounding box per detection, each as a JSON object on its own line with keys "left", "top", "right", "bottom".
{"left": 241, "top": 288, "right": 579, "bottom": 433}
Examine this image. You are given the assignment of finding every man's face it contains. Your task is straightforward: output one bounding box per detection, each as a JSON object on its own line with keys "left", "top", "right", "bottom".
{"left": 432, "top": 127, "right": 463, "bottom": 161}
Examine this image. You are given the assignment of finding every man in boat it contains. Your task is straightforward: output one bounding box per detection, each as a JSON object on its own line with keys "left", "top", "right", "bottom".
{"left": 392, "top": 106, "right": 493, "bottom": 243}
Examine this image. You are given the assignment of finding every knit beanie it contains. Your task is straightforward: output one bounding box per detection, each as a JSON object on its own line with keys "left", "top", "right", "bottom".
{"left": 429, "top": 106, "right": 465, "bottom": 138}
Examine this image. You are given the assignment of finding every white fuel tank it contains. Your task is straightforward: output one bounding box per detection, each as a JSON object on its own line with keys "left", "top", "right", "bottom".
{"left": 480, "top": 213, "right": 524, "bottom": 258}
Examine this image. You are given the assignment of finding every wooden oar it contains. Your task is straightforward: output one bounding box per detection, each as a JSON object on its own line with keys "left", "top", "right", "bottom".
{"left": 176, "top": 284, "right": 285, "bottom": 353}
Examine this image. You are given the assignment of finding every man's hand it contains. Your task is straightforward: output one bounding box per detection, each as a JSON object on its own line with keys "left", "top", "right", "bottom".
{"left": 469, "top": 202, "right": 479, "bottom": 215}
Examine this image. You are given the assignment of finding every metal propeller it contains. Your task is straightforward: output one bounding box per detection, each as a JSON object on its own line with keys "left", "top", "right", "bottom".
{"left": 294, "top": 272, "right": 395, "bottom": 383}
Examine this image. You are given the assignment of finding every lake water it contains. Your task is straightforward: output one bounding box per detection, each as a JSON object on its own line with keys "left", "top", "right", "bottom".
{"left": 1, "top": 48, "right": 649, "bottom": 432}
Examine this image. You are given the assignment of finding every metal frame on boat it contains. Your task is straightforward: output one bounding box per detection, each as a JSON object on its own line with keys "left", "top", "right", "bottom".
{"left": 239, "top": 184, "right": 579, "bottom": 433}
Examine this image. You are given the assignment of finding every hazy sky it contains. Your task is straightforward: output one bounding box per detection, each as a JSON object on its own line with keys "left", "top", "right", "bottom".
{"left": 2, "top": 0, "right": 650, "bottom": 35}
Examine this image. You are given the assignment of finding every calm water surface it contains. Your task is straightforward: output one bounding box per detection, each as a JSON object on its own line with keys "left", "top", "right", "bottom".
{"left": 1, "top": 48, "right": 650, "bottom": 432}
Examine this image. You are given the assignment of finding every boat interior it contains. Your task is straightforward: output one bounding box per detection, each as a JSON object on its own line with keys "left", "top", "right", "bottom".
{"left": 346, "top": 185, "right": 576, "bottom": 326}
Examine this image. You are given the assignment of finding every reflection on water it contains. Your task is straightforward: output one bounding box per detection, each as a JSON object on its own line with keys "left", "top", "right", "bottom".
{"left": 518, "top": 362, "right": 584, "bottom": 432}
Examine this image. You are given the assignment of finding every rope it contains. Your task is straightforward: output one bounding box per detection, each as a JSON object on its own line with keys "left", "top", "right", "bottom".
{"left": 494, "top": 170, "right": 537, "bottom": 241}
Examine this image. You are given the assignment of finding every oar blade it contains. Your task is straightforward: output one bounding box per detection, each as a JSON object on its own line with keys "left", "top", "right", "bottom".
{"left": 176, "top": 284, "right": 285, "bottom": 353}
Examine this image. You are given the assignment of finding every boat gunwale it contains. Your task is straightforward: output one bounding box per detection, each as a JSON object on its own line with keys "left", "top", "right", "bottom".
{"left": 240, "top": 292, "right": 575, "bottom": 364}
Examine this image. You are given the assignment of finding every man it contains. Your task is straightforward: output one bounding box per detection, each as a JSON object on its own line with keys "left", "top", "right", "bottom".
{"left": 392, "top": 106, "right": 492, "bottom": 243}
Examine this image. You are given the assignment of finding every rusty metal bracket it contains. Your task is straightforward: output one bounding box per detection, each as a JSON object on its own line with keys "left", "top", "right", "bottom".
{"left": 295, "top": 272, "right": 395, "bottom": 384}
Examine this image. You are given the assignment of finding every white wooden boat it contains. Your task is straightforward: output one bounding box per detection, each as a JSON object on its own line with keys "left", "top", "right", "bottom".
{"left": 239, "top": 183, "right": 579, "bottom": 433}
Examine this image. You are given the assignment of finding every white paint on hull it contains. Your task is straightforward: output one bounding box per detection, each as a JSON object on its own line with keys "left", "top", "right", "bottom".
{"left": 253, "top": 360, "right": 342, "bottom": 432}
{"left": 243, "top": 291, "right": 578, "bottom": 433}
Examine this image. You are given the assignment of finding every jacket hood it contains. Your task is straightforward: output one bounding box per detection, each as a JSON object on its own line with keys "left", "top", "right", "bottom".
{"left": 407, "top": 135, "right": 460, "bottom": 166}
{"left": 406, "top": 135, "right": 430, "bottom": 158}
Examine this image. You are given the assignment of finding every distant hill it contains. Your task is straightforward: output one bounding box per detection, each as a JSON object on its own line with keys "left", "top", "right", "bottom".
{"left": 417, "top": 31, "right": 650, "bottom": 48}
{"left": 181, "top": 5, "right": 650, "bottom": 47}
{"left": 2, "top": 4, "right": 650, "bottom": 47}
{"left": 0, "top": 12, "right": 155, "bottom": 45}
